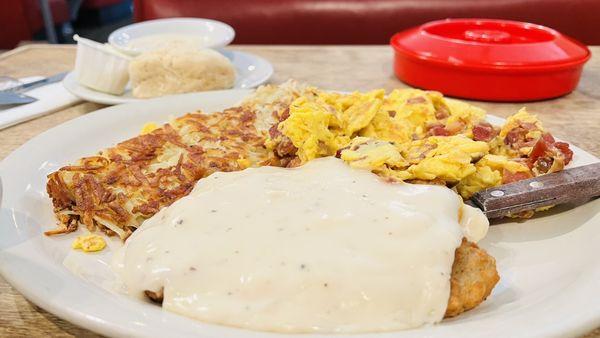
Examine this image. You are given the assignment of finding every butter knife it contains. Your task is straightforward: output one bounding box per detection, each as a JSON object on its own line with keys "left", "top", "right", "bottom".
{"left": 6, "top": 72, "right": 68, "bottom": 93}
{"left": 0, "top": 72, "right": 68, "bottom": 106}
{"left": 468, "top": 162, "right": 600, "bottom": 219}
{"left": 0, "top": 91, "right": 37, "bottom": 105}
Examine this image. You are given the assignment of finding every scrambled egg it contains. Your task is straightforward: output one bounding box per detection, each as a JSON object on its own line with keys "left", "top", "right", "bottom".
{"left": 72, "top": 234, "right": 106, "bottom": 252}
{"left": 279, "top": 90, "right": 384, "bottom": 162}
{"left": 362, "top": 89, "right": 437, "bottom": 143}
{"left": 499, "top": 108, "right": 542, "bottom": 138}
{"left": 491, "top": 108, "right": 545, "bottom": 157}
{"left": 141, "top": 122, "right": 159, "bottom": 134}
{"left": 340, "top": 137, "right": 406, "bottom": 169}
{"left": 403, "top": 136, "right": 489, "bottom": 182}
{"left": 340, "top": 135, "right": 488, "bottom": 182}
{"left": 456, "top": 154, "right": 530, "bottom": 199}
{"left": 267, "top": 86, "right": 555, "bottom": 199}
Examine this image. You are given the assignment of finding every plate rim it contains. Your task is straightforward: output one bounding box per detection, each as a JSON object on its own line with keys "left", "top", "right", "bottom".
{"left": 1, "top": 91, "right": 599, "bottom": 338}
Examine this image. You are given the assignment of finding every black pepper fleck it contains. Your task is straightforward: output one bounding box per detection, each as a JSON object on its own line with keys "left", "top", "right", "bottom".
{"left": 189, "top": 266, "right": 197, "bottom": 271}
{"left": 210, "top": 209, "right": 217, "bottom": 213}
{"left": 176, "top": 219, "right": 183, "bottom": 225}
{"left": 300, "top": 264, "right": 306, "bottom": 270}
{"left": 324, "top": 283, "right": 328, "bottom": 287}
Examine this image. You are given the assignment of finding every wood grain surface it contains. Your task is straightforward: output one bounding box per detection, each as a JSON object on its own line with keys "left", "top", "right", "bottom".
{"left": 0, "top": 44, "right": 598, "bottom": 337}
{"left": 472, "top": 163, "right": 600, "bottom": 218}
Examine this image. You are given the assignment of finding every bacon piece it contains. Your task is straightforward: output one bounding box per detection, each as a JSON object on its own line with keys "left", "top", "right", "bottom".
{"left": 529, "top": 137, "right": 551, "bottom": 163}
{"left": 504, "top": 126, "right": 527, "bottom": 147}
{"left": 429, "top": 125, "right": 450, "bottom": 136}
{"left": 274, "top": 136, "right": 297, "bottom": 157}
{"left": 435, "top": 105, "right": 449, "bottom": 120}
{"left": 520, "top": 122, "right": 537, "bottom": 131}
{"left": 472, "top": 122, "right": 498, "bottom": 142}
{"left": 528, "top": 133, "right": 573, "bottom": 169}
{"left": 407, "top": 96, "right": 426, "bottom": 104}
{"left": 502, "top": 169, "right": 532, "bottom": 184}
{"left": 542, "top": 133, "right": 555, "bottom": 144}
{"left": 426, "top": 120, "right": 465, "bottom": 136}
{"left": 533, "top": 157, "right": 554, "bottom": 174}
{"left": 554, "top": 141, "right": 573, "bottom": 165}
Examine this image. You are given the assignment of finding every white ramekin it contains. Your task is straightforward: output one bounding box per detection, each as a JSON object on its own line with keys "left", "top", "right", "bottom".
{"left": 73, "top": 35, "right": 131, "bottom": 95}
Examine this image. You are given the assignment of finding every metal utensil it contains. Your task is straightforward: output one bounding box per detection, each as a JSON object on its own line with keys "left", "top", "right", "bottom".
{"left": 4, "top": 72, "right": 68, "bottom": 93}
{"left": 0, "top": 76, "right": 23, "bottom": 91}
{"left": 0, "top": 91, "right": 37, "bottom": 106}
{"left": 468, "top": 162, "right": 600, "bottom": 219}
{"left": 0, "top": 72, "right": 69, "bottom": 106}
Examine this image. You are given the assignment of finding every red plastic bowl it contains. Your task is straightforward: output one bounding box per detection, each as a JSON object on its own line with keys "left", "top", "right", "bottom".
{"left": 390, "top": 19, "right": 591, "bottom": 102}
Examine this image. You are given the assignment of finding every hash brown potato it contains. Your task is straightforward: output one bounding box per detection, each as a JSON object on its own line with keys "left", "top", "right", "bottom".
{"left": 46, "top": 82, "right": 310, "bottom": 238}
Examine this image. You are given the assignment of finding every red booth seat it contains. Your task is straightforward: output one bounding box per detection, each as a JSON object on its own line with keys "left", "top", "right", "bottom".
{"left": 133, "top": 0, "right": 600, "bottom": 45}
{"left": 0, "top": 0, "right": 70, "bottom": 49}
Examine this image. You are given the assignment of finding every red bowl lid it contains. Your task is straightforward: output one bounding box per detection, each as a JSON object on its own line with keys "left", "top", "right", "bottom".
{"left": 391, "top": 19, "right": 590, "bottom": 71}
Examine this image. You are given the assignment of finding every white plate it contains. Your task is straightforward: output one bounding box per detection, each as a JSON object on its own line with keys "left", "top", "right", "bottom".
{"left": 108, "top": 18, "right": 235, "bottom": 55}
{"left": 0, "top": 91, "right": 599, "bottom": 338}
{"left": 63, "top": 50, "right": 273, "bottom": 105}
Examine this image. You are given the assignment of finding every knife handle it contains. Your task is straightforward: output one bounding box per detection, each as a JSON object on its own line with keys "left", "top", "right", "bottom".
{"left": 470, "top": 162, "right": 600, "bottom": 219}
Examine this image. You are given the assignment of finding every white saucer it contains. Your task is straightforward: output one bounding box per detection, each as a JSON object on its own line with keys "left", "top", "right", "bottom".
{"left": 63, "top": 50, "right": 273, "bottom": 105}
{"left": 108, "top": 18, "right": 235, "bottom": 56}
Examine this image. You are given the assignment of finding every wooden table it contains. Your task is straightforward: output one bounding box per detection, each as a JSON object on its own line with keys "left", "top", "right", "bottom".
{"left": 0, "top": 44, "right": 598, "bottom": 337}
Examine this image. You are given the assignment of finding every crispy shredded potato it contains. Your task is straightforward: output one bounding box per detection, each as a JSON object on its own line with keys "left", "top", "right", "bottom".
{"left": 46, "top": 81, "right": 310, "bottom": 238}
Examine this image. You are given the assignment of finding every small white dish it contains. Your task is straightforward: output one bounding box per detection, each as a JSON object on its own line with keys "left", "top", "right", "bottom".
{"left": 73, "top": 35, "right": 131, "bottom": 95}
{"left": 108, "top": 18, "right": 235, "bottom": 56}
{"left": 63, "top": 50, "right": 273, "bottom": 105}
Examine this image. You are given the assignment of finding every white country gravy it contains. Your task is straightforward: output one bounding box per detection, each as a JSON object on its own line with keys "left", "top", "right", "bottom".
{"left": 112, "top": 157, "right": 488, "bottom": 333}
